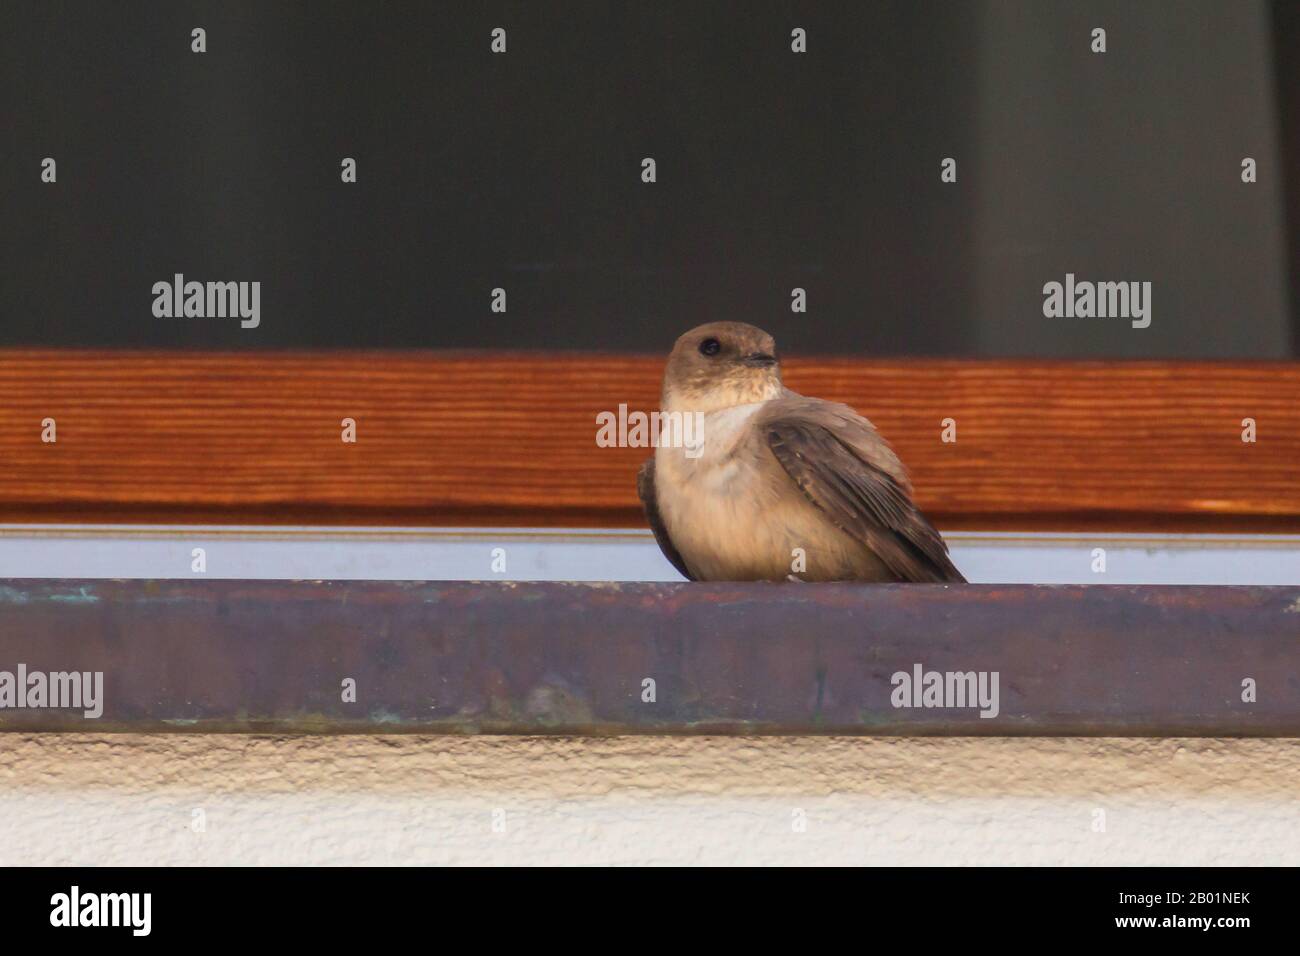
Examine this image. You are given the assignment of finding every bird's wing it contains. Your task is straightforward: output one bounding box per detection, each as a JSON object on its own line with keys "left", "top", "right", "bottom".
{"left": 636, "top": 458, "right": 696, "bottom": 581}
{"left": 761, "top": 400, "right": 966, "bottom": 583}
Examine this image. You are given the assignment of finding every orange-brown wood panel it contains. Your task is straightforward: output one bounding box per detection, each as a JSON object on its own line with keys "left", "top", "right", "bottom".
{"left": 0, "top": 350, "right": 1296, "bottom": 530}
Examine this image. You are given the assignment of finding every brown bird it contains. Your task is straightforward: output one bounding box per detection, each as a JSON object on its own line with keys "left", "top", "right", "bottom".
{"left": 638, "top": 321, "right": 965, "bottom": 583}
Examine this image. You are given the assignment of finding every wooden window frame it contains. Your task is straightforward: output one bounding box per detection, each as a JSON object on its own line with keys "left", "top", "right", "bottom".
{"left": 0, "top": 350, "right": 1296, "bottom": 531}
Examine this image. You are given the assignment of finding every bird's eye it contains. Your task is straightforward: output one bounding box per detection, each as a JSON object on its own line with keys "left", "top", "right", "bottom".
{"left": 698, "top": 338, "right": 721, "bottom": 356}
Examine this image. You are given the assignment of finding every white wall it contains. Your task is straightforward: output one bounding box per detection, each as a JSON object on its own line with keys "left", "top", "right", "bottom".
{"left": 0, "top": 735, "right": 1296, "bottom": 865}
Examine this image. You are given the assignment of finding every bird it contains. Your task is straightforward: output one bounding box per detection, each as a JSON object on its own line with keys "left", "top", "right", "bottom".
{"left": 637, "top": 321, "right": 965, "bottom": 583}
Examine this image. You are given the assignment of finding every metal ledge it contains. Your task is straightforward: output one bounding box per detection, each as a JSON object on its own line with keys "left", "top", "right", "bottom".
{"left": 0, "top": 580, "right": 1296, "bottom": 735}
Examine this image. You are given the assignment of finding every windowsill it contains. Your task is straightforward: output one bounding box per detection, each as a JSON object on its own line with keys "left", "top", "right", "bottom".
{"left": 0, "top": 575, "right": 1295, "bottom": 736}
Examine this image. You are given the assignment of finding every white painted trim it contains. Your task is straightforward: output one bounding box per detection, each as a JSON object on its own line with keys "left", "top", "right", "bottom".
{"left": 0, "top": 526, "right": 1296, "bottom": 584}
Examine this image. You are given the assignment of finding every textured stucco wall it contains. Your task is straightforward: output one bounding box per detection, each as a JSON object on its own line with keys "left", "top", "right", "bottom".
{"left": 0, "top": 735, "right": 1296, "bottom": 865}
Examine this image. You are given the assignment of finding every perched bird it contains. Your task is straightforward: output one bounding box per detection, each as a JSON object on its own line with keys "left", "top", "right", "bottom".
{"left": 638, "top": 321, "right": 965, "bottom": 583}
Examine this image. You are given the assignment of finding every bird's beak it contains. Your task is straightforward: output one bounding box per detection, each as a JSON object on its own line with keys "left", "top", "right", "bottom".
{"left": 742, "top": 352, "right": 778, "bottom": 368}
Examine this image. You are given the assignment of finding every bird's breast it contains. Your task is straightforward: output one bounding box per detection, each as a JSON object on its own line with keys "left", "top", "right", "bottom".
{"left": 654, "top": 404, "right": 813, "bottom": 579}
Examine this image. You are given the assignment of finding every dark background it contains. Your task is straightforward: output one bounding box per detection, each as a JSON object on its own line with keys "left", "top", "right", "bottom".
{"left": 1, "top": 0, "right": 1297, "bottom": 357}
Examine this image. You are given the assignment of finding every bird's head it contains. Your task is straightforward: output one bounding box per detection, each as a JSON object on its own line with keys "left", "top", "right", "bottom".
{"left": 661, "top": 321, "right": 783, "bottom": 413}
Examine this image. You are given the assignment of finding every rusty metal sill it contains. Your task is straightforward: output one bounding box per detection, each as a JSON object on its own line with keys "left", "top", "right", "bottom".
{"left": 0, "top": 580, "right": 1296, "bottom": 735}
